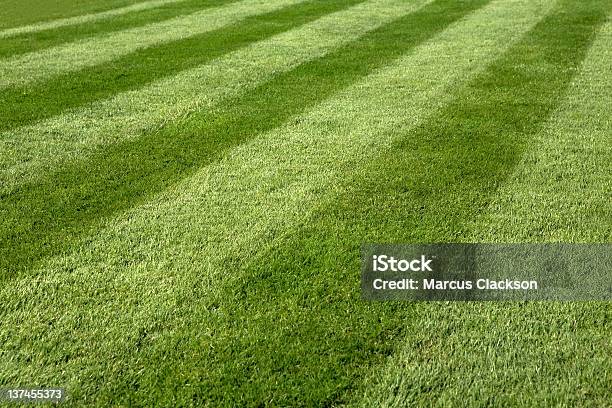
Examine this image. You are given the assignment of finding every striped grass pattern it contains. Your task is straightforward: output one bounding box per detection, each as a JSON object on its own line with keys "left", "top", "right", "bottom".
{"left": 0, "top": 0, "right": 191, "bottom": 39}
{"left": 0, "top": 0, "right": 238, "bottom": 59}
{"left": 0, "top": 0, "right": 435, "bottom": 193}
{"left": 0, "top": 0, "right": 148, "bottom": 29}
{"left": 0, "top": 0, "right": 610, "bottom": 406}
{"left": 0, "top": 0, "right": 306, "bottom": 88}
{"left": 0, "top": 0, "right": 365, "bottom": 132}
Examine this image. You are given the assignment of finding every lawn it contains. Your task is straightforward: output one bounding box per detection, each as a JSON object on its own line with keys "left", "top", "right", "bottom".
{"left": 0, "top": 0, "right": 610, "bottom": 406}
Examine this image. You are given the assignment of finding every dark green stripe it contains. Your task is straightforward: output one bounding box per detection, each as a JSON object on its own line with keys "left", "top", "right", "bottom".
{"left": 0, "top": 0, "right": 489, "bottom": 280}
{"left": 0, "top": 0, "right": 239, "bottom": 59}
{"left": 0, "top": 0, "right": 363, "bottom": 133}
{"left": 103, "top": 2, "right": 607, "bottom": 406}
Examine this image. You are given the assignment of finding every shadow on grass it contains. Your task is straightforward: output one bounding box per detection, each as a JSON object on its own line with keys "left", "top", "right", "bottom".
{"left": 0, "top": 0, "right": 491, "bottom": 278}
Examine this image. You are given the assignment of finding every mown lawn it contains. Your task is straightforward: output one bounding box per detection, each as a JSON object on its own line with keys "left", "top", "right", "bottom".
{"left": 0, "top": 0, "right": 610, "bottom": 406}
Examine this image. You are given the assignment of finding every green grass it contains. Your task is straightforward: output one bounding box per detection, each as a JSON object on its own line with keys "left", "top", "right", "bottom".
{"left": 0, "top": 0, "right": 306, "bottom": 89}
{"left": 107, "top": 1, "right": 606, "bottom": 404}
{"left": 0, "top": 0, "right": 238, "bottom": 59}
{"left": 0, "top": 0, "right": 145, "bottom": 29}
{"left": 0, "top": 0, "right": 365, "bottom": 132}
{"left": 0, "top": 0, "right": 610, "bottom": 406}
{"left": 0, "top": 0, "right": 425, "bottom": 191}
{"left": 0, "top": 0, "right": 484, "bottom": 278}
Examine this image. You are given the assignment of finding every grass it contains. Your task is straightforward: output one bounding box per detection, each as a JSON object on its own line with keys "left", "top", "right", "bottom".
{"left": 463, "top": 19, "right": 612, "bottom": 243}
{"left": 0, "top": 0, "right": 306, "bottom": 89}
{"left": 0, "top": 0, "right": 610, "bottom": 406}
{"left": 0, "top": 0, "right": 145, "bottom": 30}
{"left": 119, "top": 0, "right": 607, "bottom": 404}
{"left": 0, "top": 0, "right": 425, "bottom": 190}
{"left": 0, "top": 0, "right": 481, "bottom": 278}
{"left": 0, "top": 0, "right": 364, "bottom": 132}
{"left": 0, "top": 0, "right": 238, "bottom": 58}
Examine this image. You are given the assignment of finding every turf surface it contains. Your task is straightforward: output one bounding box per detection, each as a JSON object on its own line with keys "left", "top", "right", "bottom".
{"left": 0, "top": 0, "right": 147, "bottom": 30}
{"left": 0, "top": 0, "right": 610, "bottom": 406}
{"left": 0, "top": 0, "right": 238, "bottom": 58}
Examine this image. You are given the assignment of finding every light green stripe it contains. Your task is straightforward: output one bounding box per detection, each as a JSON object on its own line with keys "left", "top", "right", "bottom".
{"left": 0, "top": 0, "right": 304, "bottom": 89}
{"left": 463, "top": 19, "right": 612, "bottom": 243}
{"left": 0, "top": 0, "right": 189, "bottom": 39}
{"left": 0, "top": 0, "right": 552, "bottom": 386}
{"left": 1, "top": 0, "right": 430, "bottom": 192}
